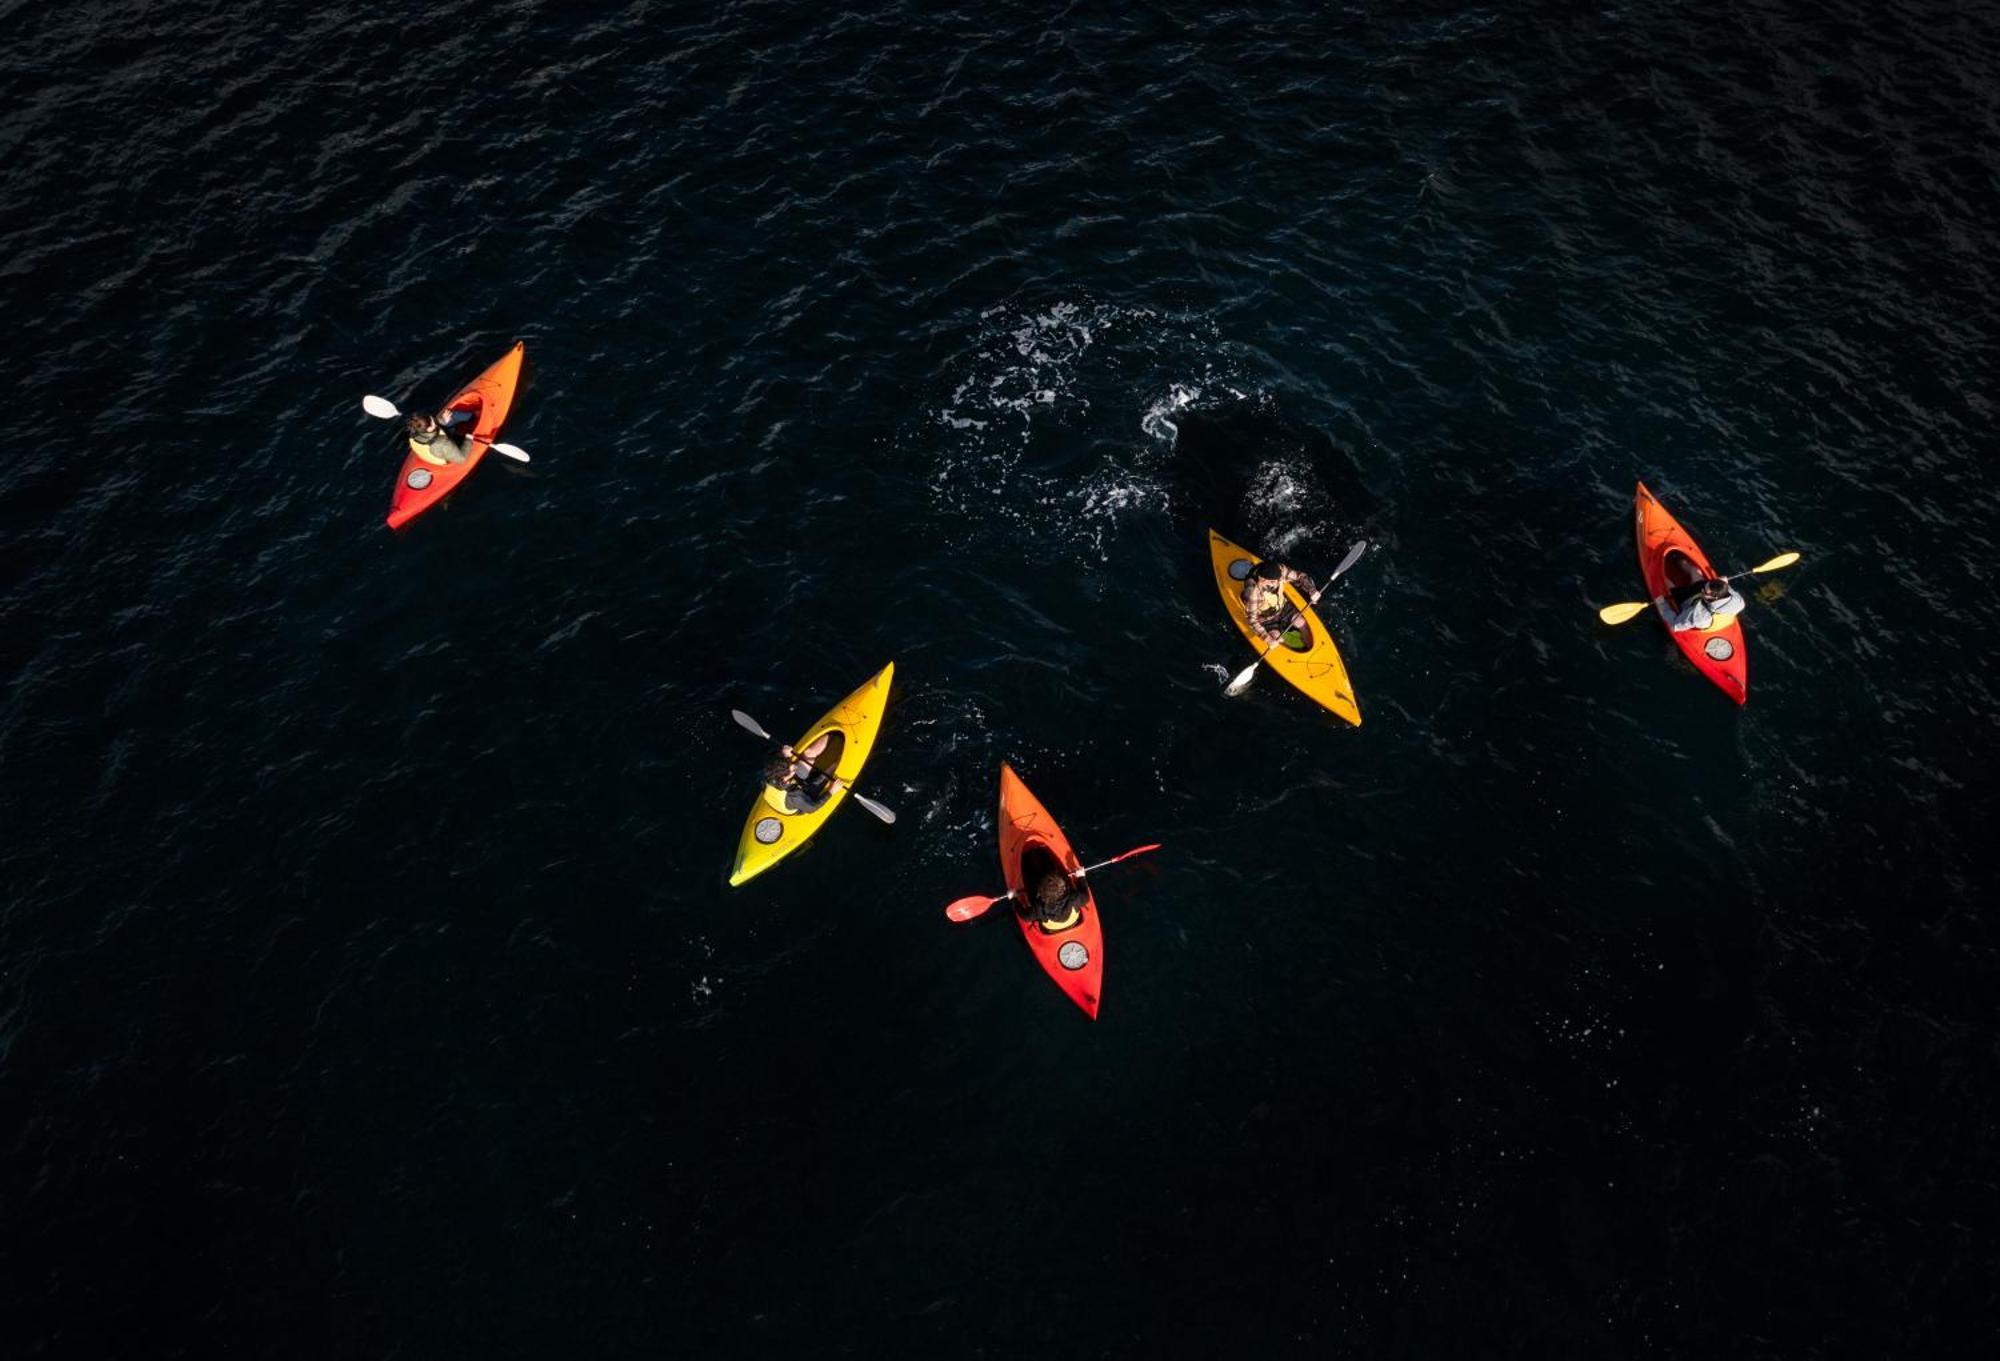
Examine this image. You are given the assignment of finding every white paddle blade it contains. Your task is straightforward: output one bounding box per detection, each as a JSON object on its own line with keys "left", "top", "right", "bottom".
{"left": 1331, "top": 539, "right": 1367, "bottom": 578}
{"left": 1223, "top": 659, "right": 1261, "bottom": 696}
{"left": 489, "top": 442, "right": 530, "bottom": 463}
{"left": 361, "top": 395, "right": 401, "bottom": 419}
{"left": 851, "top": 791, "right": 897, "bottom": 824}
{"left": 730, "top": 709, "right": 772, "bottom": 741}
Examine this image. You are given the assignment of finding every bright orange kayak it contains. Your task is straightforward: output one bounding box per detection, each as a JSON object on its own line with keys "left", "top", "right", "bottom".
{"left": 387, "top": 342, "right": 525, "bottom": 530}
{"left": 1634, "top": 481, "right": 1747, "bottom": 705}
{"left": 999, "top": 763, "right": 1103, "bottom": 1019}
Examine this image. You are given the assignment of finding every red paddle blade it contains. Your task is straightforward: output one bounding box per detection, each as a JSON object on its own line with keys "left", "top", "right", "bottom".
{"left": 945, "top": 893, "right": 1004, "bottom": 923}
{"left": 1079, "top": 842, "right": 1163, "bottom": 875}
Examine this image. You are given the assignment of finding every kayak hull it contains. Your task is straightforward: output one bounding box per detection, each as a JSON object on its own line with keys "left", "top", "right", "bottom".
{"left": 1634, "top": 481, "right": 1748, "bottom": 705}
{"left": 729, "top": 662, "right": 895, "bottom": 887}
{"left": 999, "top": 763, "right": 1103, "bottom": 1019}
{"left": 386, "top": 341, "right": 526, "bottom": 530}
{"left": 1208, "top": 529, "right": 1361, "bottom": 725}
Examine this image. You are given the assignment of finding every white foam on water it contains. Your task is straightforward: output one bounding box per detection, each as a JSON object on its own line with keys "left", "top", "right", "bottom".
{"left": 1141, "top": 383, "right": 1202, "bottom": 441}
{"left": 935, "top": 301, "right": 1115, "bottom": 450}
{"left": 928, "top": 303, "right": 1259, "bottom": 559}
{"left": 1140, "top": 374, "right": 1249, "bottom": 443}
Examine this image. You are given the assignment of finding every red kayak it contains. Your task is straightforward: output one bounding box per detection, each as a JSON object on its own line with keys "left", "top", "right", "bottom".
{"left": 1634, "top": 480, "right": 1747, "bottom": 705}
{"left": 387, "top": 341, "right": 525, "bottom": 530}
{"left": 999, "top": 763, "right": 1104, "bottom": 1020}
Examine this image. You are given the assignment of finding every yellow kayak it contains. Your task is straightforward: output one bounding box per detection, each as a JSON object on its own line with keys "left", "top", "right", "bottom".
{"left": 1208, "top": 529, "right": 1361, "bottom": 725}
{"left": 728, "top": 662, "right": 896, "bottom": 887}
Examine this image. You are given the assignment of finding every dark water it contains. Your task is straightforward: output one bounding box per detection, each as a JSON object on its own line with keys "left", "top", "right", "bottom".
{"left": 5, "top": 1, "right": 1996, "bottom": 1355}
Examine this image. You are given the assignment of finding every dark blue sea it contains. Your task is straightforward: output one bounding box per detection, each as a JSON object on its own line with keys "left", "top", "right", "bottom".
{"left": 4, "top": 1, "right": 1996, "bottom": 1355}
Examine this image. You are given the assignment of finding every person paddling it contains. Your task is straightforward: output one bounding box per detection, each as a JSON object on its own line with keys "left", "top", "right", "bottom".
{"left": 1019, "top": 865, "right": 1085, "bottom": 934}
{"left": 764, "top": 733, "right": 835, "bottom": 811}
{"left": 1663, "top": 574, "right": 1744, "bottom": 633}
{"left": 405, "top": 408, "right": 474, "bottom": 466}
{"left": 1241, "top": 560, "right": 1317, "bottom": 649}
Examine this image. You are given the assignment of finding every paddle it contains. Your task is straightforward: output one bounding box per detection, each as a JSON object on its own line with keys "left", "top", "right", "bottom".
{"left": 943, "top": 843, "right": 1163, "bottom": 922}
{"left": 1223, "top": 540, "right": 1368, "bottom": 697}
{"left": 1595, "top": 552, "right": 1802, "bottom": 625}
{"left": 362, "top": 394, "right": 531, "bottom": 463}
{"left": 728, "top": 709, "right": 897, "bottom": 824}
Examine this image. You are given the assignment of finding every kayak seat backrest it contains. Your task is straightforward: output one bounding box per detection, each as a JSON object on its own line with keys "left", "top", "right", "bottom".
{"left": 782, "top": 731, "right": 845, "bottom": 813}
{"left": 810, "top": 731, "right": 846, "bottom": 775}
{"left": 1019, "top": 842, "right": 1062, "bottom": 890}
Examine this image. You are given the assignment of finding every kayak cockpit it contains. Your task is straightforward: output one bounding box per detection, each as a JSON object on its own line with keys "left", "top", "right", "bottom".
{"left": 1663, "top": 547, "right": 1703, "bottom": 589}
{"left": 782, "top": 731, "right": 845, "bottom": 812}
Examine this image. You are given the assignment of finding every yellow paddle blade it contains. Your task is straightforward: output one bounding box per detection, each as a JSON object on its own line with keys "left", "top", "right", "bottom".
{"left": 1597, "top": 601, "right": 1652, "bottom": 625}
{"left": 1748, "top": 551, "right": 1800, "bottom": 574}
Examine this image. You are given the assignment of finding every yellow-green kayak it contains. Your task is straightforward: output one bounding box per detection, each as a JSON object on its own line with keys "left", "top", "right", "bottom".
{"left": 729, "top": 662, "right": 896, "bottom": 887}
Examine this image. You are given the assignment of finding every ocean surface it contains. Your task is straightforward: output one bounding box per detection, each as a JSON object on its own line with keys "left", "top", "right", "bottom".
{"left": 4, "top": 1, "right": 1996, "bottom": 1355}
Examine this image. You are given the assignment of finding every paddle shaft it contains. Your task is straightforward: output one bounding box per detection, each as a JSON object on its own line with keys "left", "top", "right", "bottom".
{"left": 729, "top": 709, "right": 895, "bottom": 823}
{"left": 363, "top": 395, "right": 528, "bottom": 461}
{"left": 944, "top": 842, "right": 1161, "bottom": 920}
{"left": 1007, "top": 844, "right": 1160, "bottom": 899}
{"left": 1226, "top": 540, "right": 1366, "bottom": 693}
{"left": 1598, "top": 552, "right": 1799, "bottom": 624}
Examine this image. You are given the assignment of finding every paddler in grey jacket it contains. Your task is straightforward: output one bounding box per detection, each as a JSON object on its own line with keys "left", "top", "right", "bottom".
{"left": 1664, "top": 575, "right": 1745, "bottom": 632}
{"left": 405, "top": 408, "right": 474, "bottom": 465}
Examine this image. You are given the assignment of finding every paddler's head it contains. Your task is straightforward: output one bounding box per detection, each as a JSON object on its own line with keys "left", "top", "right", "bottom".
{"left": 406, "top": 411, "right": 437, "bottom": 439}
{"left": 1034, "top": 872, "right": 1069, "bottom": 912}
{"left": 1700, "top": 577, "right": 1730, "bottom": 602}
{"left": 1252, "top": 562, "right": 1284, "bottom": 585}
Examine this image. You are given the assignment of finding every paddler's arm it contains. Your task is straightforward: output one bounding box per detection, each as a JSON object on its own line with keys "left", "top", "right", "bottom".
{"left": 1669, "top": 599, "right": 1713, "bottom": 633}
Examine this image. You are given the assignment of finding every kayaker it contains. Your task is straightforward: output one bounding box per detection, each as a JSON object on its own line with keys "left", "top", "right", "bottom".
{"left": 1664, "top": 575, "right": 1744, "bottom": 633}
{"left": 406, "top": 408, "right": 474, "bottom": 466}
{"left": 1020, "top": 867, "right": 1084, "bottom": 933}
{"left": 1241, "top": 560, "right": 1316, "bottom": 650}
{"left": 764, "top": 733, "right": 835, "bottom": 811}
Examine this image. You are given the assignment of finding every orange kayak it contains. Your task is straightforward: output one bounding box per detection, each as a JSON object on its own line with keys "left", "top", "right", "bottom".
{"left": 386, "top": 342, "right": 525, "bottom": 530}
{"left": 999, "top": 763, "right": 1103, "bottom": 1019}
{"left": 1634, "top": 481, "right": 1747, "bottom": 705}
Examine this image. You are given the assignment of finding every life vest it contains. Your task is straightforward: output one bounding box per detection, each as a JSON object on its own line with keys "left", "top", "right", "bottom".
{"left": 1033, "top": 883, "right": 1083, "bottom": 933}
{"left": 1038, "top": 904, "right": 1081, "bottom": 933}
{"left": 408, "top": 434, "right": 451, "bottom": 466}
{"left": 1243, "top": 578, "right": 1287, "bottom": 621}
